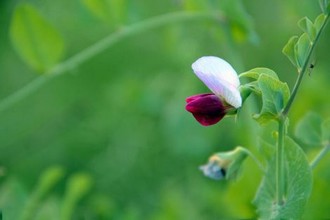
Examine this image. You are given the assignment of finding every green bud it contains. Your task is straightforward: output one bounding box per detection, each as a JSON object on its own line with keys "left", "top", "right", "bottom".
{"left": 200, "top": 146, "right": 248, "bottom": 180}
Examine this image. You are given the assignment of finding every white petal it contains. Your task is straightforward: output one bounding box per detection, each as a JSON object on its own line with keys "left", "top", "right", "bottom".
{"left": 191, "top": 56, "right": 242, "bottom": 108}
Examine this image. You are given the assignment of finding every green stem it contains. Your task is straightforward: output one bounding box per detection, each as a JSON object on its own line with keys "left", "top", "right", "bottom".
{"left": 276, "top": 117, "right": 285, "bottom": 205}
{"left": 277, "top": 13, "right": 329, "bottom": 206}
{"left": 282, "top": 14, "right": 329, "bottom": 117}
{"left": 0, "top": 11, "right": 225, "bottom": 112}
{"left": 241, "top": 148, "right": 265, "bottom": 173}
{"left": 310, "top": 143, "right": 330, "bottom": 169}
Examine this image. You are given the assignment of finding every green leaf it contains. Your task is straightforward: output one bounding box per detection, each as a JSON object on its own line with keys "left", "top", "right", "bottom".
{"left": 282, "top": 36, "right": 299, "bottom": 68}
{"left": 254, "top": 136, "right": 313, "bottom": 220}
{"left": 82, "top": 0, "right": 111, "bottom": 22}
{"left": 294, "top": 33, "right": 311, "bottom": 69}
{"left": 81, "top": 0, "right": 126, "bottom": 25}
{"left": 220, "top": 0, "right": 258, "bottom": 44}
{"left": 322, "top": 119, "right": 330, "bottom": 143}
{"left": 60, "top": 173, "right": 92, "bottom": 220}
{"left": 0, "top": 179, "right": 28, "bottom": 220}
{"left": 21, "top": 166, "right": 65, "bottom": 220}
{"left": 319, "top": 0, "right": 330, "bottom": 14}
{"left": 319, "top": 0, "right": 326, "bottom": 13}
{"left": 257, "top": 138, "right": 275, "bottom": 165}
{"left": 295, "top": 112, "right": 323, "bottom": 146}
{"left": 253, "top": 74, "right": 290, "bottom": 124}
{"left": 182, "top": 0, "right": 209, "bottom": 11}
{"left": 314, "top": 14, "right": 326, "bottom": 33}
{"left": 239, "top": 68, "right": 279, "bottom": 80}
{"left": 298, "top": 17, "right": 316, "bottom": 40}
{"left": 10, "top": 4, "right": 65, "bottom": 73}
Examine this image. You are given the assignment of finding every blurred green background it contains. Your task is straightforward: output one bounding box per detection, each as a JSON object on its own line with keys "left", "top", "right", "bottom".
{"left": 0, "top": 0, "right": 330, "bottom": 219}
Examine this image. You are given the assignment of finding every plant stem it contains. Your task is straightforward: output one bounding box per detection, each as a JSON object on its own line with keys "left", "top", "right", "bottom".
{"left": 310, "top": 143, "right": 330, "bottom": 169}
{"left": 276, "top": 117, "right": 285, "bottom": 205}
{"left": 0, "top": 11, "right": 225, "bottom": 112}
{"left": 241, "top": 148, "right": 265, "bottom": 173}
{"left": 282, "top": 14, "right": 329, "bottom": 117}
{"left": 276, "top": 13, "right": 329, "bottom": 206}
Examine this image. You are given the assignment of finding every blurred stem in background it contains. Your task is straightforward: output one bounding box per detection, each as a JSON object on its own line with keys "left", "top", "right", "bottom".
{"left": 0, "top": 11, "right": 226, "bottom": 113}
{"left": 310, "top": 143, "right": 330, "bottom": 169}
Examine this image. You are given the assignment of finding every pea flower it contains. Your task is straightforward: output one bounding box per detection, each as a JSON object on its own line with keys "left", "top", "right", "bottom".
{"left": 185, "top": 56, "right": 242, "bottom": 126}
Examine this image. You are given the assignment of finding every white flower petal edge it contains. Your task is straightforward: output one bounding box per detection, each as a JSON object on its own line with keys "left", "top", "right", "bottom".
{"left": 192, "top": 56, "right": 242, "bottom": 108}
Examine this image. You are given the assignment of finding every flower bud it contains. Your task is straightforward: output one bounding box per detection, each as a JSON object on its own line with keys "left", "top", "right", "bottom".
{"left": 199, "top": 146, "right": 248, "bottom": 180}
{"left": 185, "top": 93, "right": 232, "bottom": 126}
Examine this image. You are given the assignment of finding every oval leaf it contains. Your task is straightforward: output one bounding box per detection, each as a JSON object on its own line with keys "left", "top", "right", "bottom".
{"left": 253, "top": 74, "right": 290, "bottom": 124}
{"left": 282, "top": 36, "right": 299, "bottom": 68}
{"left": 298, "top": 17, "right": 316, "bottom": 40}
{"left": 82, "top": 0, "right": 112, "bottom": 23}
{"left": 10, "top": 4, "right": 65, "bottom": 73}
{"left": 314, "top": 14, "right": 326, "bottom": 33}
{"left": 294, "top": 33, "right": 311, "bottom": 69}
{"left": 254, "top": 136, "right": 313, "bottom": 220}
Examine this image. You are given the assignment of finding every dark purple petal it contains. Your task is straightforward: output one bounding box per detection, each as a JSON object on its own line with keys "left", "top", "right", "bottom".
{"left": 186, "top": 93, "right": 214, "bottom": 103}
{"left": 185, "top": 94, "right": 227, "bottom": 126}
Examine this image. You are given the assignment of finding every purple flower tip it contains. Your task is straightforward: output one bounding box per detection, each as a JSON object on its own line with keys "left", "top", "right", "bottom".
{"left": 185, "top": 93, "right": 227, "bottom": 126}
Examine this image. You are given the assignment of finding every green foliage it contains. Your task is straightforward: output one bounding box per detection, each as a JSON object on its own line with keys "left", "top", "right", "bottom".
{"left": 254, "top": 137, "right": 313, "bottom": 220}
{"left": 20, "top": 166, "right": 64, "bottom": 220}
{"left": 223, "top": 147, "right": 248, "bottom": 180}
{"left": 295, "top": 33, "right": 311, "bottom": 68}
{"left": 240, "top": 68, "right": 279, "bottom": 80}
{"left": 322, "top": 119, "right": 330, "bottom": 143}
{"left": 0, "top": 0, "right": 329, "bottom": 219}
{"left": 295, "top": 113, "right": 330, "bottom": 147}
{"left": 81, "top": 0, "right": 126, "bottom": 25}
{"left": 201, "top": 147, "right": 248, "bottom": 180}
{"left": 319, "top": 0, "right": 330, "bottom": 14}
{"left": 0, "top": 168, "right": 92, "bottom": 220}
{"left": 239, "top": 68, "right": 292, "bottom": 124}
{"left": 295, "top": 112, "right": 323, "bottom": 146}
{"left": 282, "top": 36, "right": 299, "bottom": 69}
{"left": 282, "top": 11, "right": 328, "bottom": 72}
{"left": 298, "top": 17, "right": 316, "bottom": 40}
{"left": 253, "top": 74, "right": 290, "bottom": 124}
{"left": 239, "top": 68, "right": 282, "bottom": 108}
{"left": 219, "top": 0, "right": 258, "bottom": 43}
{"left": 0, "top": 179, "right": 28, "bottom": 220}
{"left": 257, "top": 139, "right": 275, "bottom": 165}
{"left": 60, "top": 173, "right": 92, "bottom": 220}
{"left": 9, "top": 4, "right": 65, "bottom": 73}
{"left": 314, "top": 14, "right": 327, "bottom": 32}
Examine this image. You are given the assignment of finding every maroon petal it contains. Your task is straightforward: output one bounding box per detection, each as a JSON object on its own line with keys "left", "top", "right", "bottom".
{"left": 186, "top": 93, "right": 214, "bottom": 103}
{"left": 185, "top": 94, "right": 227, "bottom": 126}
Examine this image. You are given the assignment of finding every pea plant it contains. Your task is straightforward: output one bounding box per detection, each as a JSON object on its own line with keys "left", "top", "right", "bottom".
{"left": 185, "top": 2, "right": 330, "bottom": 219}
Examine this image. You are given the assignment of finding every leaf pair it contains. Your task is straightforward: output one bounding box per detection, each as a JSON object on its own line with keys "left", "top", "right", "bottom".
{"left": 240, "top": 68, "right": 290, "bottom": 124}
{"left": 282, "top": 14, "right": 328, "bottom": 71}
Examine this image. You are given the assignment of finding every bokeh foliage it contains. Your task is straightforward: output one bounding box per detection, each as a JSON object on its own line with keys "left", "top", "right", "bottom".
{"left": 0, "top": 0, "right": 329, "bottom": 219}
